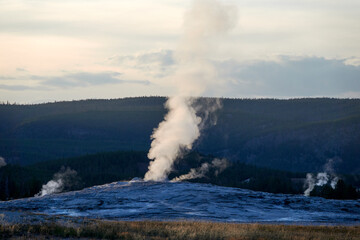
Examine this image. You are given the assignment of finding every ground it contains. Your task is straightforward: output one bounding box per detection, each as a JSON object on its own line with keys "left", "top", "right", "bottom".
{"left": 0, "top": 211, "right": 359, "bottom": 240}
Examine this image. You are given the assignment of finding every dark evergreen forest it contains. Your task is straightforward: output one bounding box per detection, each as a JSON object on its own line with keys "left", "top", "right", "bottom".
{"left": 1, "top": 97, "right": 359, "bottom": 174}
{"left": 0, "top": 151, "right": 358, "bottom": 201}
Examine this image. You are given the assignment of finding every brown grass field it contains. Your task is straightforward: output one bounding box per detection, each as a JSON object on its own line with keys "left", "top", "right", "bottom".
{"left": 0, "top": 220, "right": 359, "bottom": 240}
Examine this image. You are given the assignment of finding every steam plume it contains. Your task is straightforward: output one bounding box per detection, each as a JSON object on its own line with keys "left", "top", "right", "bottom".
{"left": 172, "top": 158, "right": 229, "bottom": 182}
{"left": 304, "top": 158, "right": 340, "bottom": 196}
{"left": 144, "top": 0, "right": 237, "bottom": 181}
{"left": 36, "top": 167, "right": 78, "bottom": 197}
{"left": 0, "top": 157, "right": 6, "bottom": 168}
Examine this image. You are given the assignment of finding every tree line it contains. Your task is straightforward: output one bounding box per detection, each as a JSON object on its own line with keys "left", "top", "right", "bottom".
{"left": 0, "top": 151, "right": 358, "bottom": 201}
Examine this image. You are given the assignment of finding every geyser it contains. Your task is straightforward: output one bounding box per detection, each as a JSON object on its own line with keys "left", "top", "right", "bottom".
{"left": 171, "top": 158, "right": 229, "bottom": 182}
{"left": 304, "top": 158, "right": 340, "bottom": 196}
{"left": 144, "top": 0, "right": 237, "bottom": 181}
{"left": 36, "top": 167, "right": 78, "bottom": 197}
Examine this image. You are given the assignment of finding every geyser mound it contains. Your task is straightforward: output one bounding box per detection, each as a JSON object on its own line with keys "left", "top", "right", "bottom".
{"left": 0, "top": 181, "right": 359, "bottom": 225}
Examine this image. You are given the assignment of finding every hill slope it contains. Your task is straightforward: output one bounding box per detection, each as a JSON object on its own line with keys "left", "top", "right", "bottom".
{"left": 0, "top": 97, "right": 359, "bottom": 173}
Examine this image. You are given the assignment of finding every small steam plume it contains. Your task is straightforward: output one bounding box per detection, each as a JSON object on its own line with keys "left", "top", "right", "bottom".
{"left": 304, "top": 158, "right": 340, "bottom": 196}
{"left": 0, "top": 157, "right": 6, "bottom": 168}
{"left": 173, "top": 162, "right": 210, "bottom": 182}
{"left": 172, "top": 158, "right": 229, "bottom": 182}
{"left": 36, "top": 167, "right": 78, "bottom": 197}
{"left": 144, "top": 0, "right": 237, "bottom": 181}
{"left": 193, "top": 98, "right": 222, "bottom": 130}
{"left": 212, "top": 158, "right": 229, "bottom": 176}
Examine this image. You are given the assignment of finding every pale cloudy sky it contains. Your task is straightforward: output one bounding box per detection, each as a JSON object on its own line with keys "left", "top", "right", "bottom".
{"left": 0, "top": 0, "right": 360, "bottom": 103}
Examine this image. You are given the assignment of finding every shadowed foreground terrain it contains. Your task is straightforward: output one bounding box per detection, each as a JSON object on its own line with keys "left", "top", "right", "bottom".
{"left": 1, "top": 219, "right": 359, "bottom": 240}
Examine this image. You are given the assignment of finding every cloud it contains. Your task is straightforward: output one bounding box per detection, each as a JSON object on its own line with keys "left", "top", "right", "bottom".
{"left": 109, "top": 50, "right": 175, "bottom": 66}
{"left": 1, "top": 55, "right": 359, "bottom": 98}
{"left": 42, "top": 72, "right": 150, "bottom": 88}
{"left": 106, "top": 52, "right": 360, "bottom": 98}
{"left": 136, "top": 50, "right": 174, "bottom": 66}
{"left": 218, "top": 56, "right": 360, "bottom": 97}
{"left": 0, "top": 76, "right": 16, "bottom": 80}
{"left": 109, "top": 52, "right": 360, "bottom": 97}
{"left": 38, "top": 72, "right": 119, "bottom": 87}
{"left": 109, "top": 50, "right": 175, "bottom": 76}
{"left": 0, "top": 84, "right": 39, "bottom": 91}
{"left": 16, "top": 68, "right": 28, "bottom": 72}
{"left": 0, "top": 71, "right": 150, "bottom": 91}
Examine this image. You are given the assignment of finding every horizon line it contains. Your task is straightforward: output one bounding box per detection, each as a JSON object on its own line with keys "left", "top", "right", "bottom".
{"left": 1, "top": 95, "right": 360, "bottom": 106}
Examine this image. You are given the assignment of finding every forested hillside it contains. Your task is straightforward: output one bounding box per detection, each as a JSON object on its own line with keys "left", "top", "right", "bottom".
{"left": 0, "top": 151, "right": 306, "bottom": 200}
{"left": 0, "top": 151, "right": 358, "bottom": 201}
{"left": 1, "top": 97, "right": 359, "bottom": 173}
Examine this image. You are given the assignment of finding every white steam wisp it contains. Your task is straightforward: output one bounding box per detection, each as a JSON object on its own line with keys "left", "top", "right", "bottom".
{"left": 36, "top": 167, "right": 78, "bottom": 197}
{"left": 172, "top": 158, "right": 228, "bottom": 182}
{"left": 304, "top": 158, "right": 340, "bottom": 196}
{"left": 144, "top": 0, "right": 237, "bottom": 181}
{"left": 0, "top": 157, "right": 6, "bottom": 168}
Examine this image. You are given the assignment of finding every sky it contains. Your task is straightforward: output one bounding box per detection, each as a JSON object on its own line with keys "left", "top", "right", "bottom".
{"left": 0, "top": 0, "right": 360, "bottom": 103}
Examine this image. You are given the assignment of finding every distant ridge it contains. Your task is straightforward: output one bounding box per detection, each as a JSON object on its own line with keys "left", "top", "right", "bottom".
{"left": 1, "top": 97, "right": 359, "bottom": 174}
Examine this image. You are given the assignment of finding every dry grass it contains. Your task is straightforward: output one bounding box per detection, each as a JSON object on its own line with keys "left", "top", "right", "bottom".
{"left": 0, "top": 220, "right": 359, "bottom": 240}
